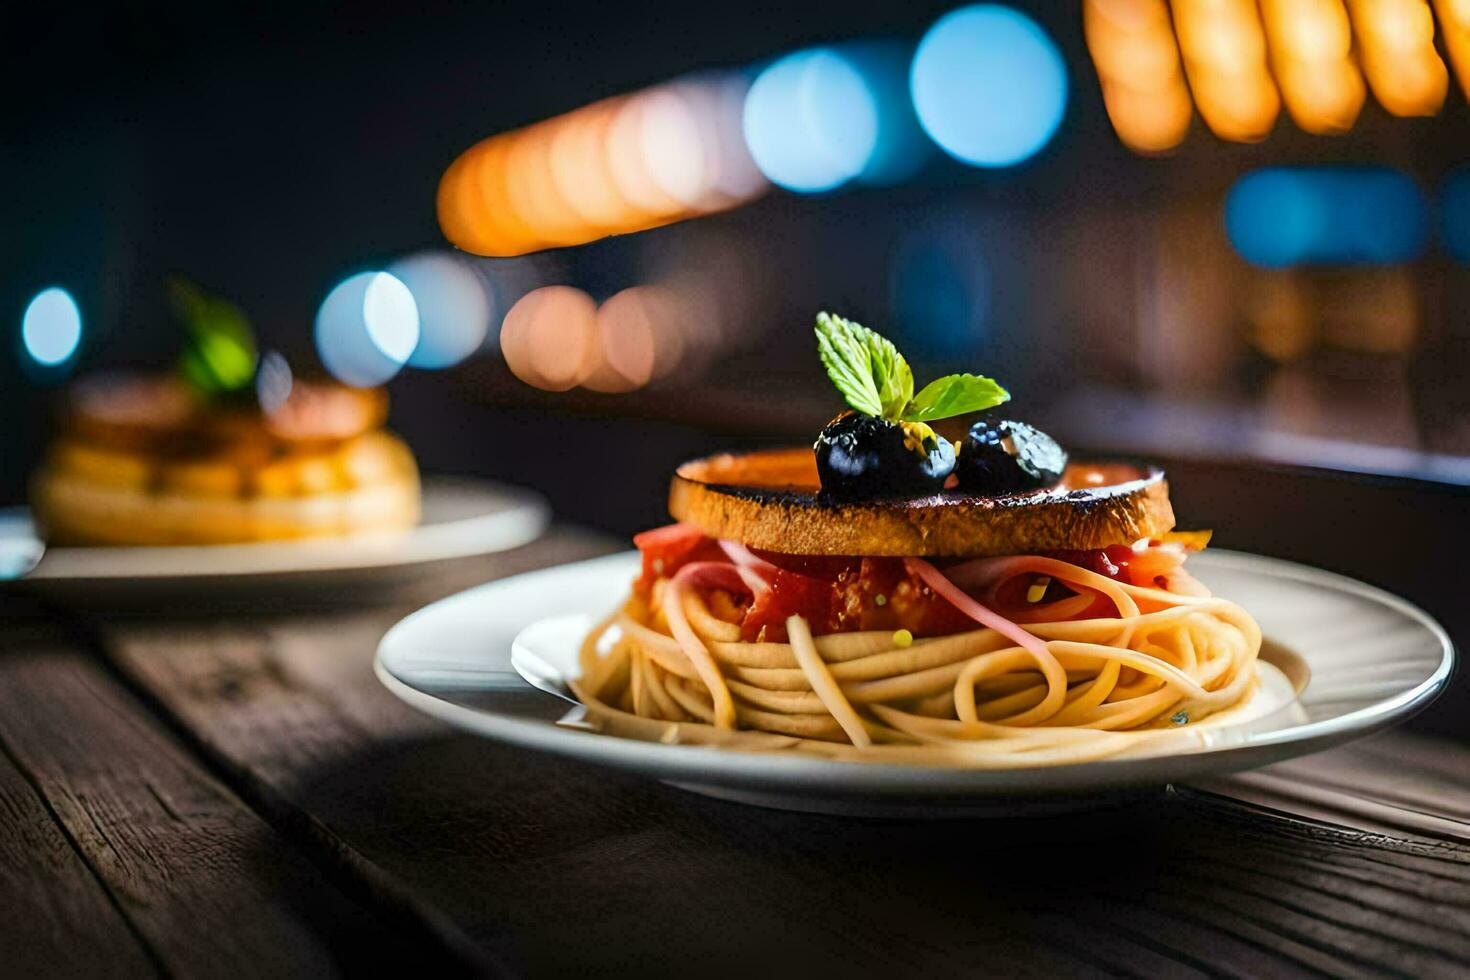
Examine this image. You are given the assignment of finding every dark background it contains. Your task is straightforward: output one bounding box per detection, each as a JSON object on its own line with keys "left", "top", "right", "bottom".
{"left": 2, "top": 2, "right": 1465, "bottom": 733}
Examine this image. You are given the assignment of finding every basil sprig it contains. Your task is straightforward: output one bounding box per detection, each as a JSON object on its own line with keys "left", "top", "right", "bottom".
{"left": 814, "top": 312, "right": 1009, "bottom": 423}
{"left": 171, "top": 277, "right": 259, "bottom": 398}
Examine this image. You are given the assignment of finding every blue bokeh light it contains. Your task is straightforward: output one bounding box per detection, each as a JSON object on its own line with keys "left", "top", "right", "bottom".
{"left": 21, "top": 287, "right": 83, "bottom": 368}
{"left": 842, "top": 41, "right": 935, "bottom": 186}
{"left": 889, "top": 229, "right": 989, "bottom": 357}
{"left": 910, "top": 5, "right": 1067, "bottom": 168}
{"left": 742, "top": 48, "right": 879, "bottom": 193}
{"left": 1226, "top": 167, "right": 1427, "bottom": 268}
{"left": 1442, "top": 167, "right": 1470, "bottom": 262}
{"left": 315, "top": 271, "right": 420, "bottom": 388}
{"left": 388, "top": 252, "right": 492, "bottom": 369}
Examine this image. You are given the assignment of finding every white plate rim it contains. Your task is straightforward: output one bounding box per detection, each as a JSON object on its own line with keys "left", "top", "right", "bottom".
{"left": 5, "top": 476, "right": 551, "bottom": 581}
{"left": 375, "top": 549, "right": 1455, "bottom": 797}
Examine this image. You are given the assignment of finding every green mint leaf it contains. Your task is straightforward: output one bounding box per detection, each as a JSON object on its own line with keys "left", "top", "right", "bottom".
{"left": 902, "top": 373, "right": 1010, "bottom": 423}
{"left": 867, "top": 330, "right": 913, "bottom": 419}
{"left": 171, "top": 277, "right": 258, "bottom": 396}
{"left": 814, "top": 312, "right": 911, "bottom": 419}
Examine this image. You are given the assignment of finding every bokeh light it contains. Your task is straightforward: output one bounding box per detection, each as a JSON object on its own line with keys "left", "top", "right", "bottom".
{"left": 910, "top": 5, "right": 1067, "bottom": 168}
{"left": 315, "top": 271, "right": 421, "bottom": 387}
{"left": 842, "top": 42, "right": 935, "bottom": 185}
{"left": 255, "top": 350, "right": 294, "bottom": 415}
{"left": 552, "top": 99, "right": 634, "bottom": 239}
{"left": 1440, "top": 0, "right": 1470, "bottom": 102}
{"left": 388, "top": 252, "right": 492, "bottom": 369}
{"left": 742, "top": 48, "right": 879, "bottom": 192}
{"left": 1084, "top": 0, "right": 1194, "bottom": 153}
{"left": 363, "top": 272, "right": 420, "bottom": 363}
{"left": 1172, "top": 0, "right": 1281, "bottom": 141}
{"left": 582, "top": 288, "right": 659, "bottom": 393}
{"left": 1351, "top": 0, "right": 1448, "bottom": 117}
{"left": 21, "top": 287, "right": 83, "bottom": 368}
{"left": 670, "top": 73, "right": 767, "bottom": 207}
{"left": 605, "top": 86, "right": 703, "bottom": 220}
{"left": 441, "top": 73, "right": 769, "bottom": 257}
{"left": 1442, "top": 166, "right": 1470, "bottom": 262}
{"left": 1226, "top": 167, "right": 1428, "bottom": 268}
{"left": 1259, "top": 0, "right": 1365, "bottom": 134}
{"left": 499, "top": 286, "right": 598, "bottom": 391}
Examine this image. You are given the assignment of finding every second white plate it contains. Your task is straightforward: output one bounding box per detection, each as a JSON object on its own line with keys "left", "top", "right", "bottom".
{"left": 3, "top": 476, "right": 550, "bottom": 597}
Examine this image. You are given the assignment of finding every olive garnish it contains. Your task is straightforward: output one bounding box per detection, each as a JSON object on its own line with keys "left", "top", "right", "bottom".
{"left": 811, "top": 312, "right": 1008, "bottom": 501}
{"left": 955, "top": 419, "right": 1066, "bottom": 495}
{"left": 816, "top": 411, "right": 955, "bottom": 501}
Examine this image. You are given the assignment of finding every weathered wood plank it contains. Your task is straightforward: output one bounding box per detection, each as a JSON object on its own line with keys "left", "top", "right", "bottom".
{"left": 0, "top": 632, "right": 434, "bottom": 979}
{"left": 0, "top": 732, "right": 157, "bottom": 979}
{"left": 92, "top": 530, "right": 1470, "bottom": 978}
{"left": 1200, "top": 732, "right": 1470, "bottom": 845}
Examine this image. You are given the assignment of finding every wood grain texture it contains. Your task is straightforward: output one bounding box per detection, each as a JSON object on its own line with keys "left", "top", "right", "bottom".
{"left": 0, "top": 725, "right": 156, "bottom": 979}
{"left": 89, "top": 531, "right": 1470, "bottom": 978}
{"left": 1202, "top": 733, "right": 1470, "bottom": 844}
{"left": 0, "top": 628, "right": 423, "bottom": 979}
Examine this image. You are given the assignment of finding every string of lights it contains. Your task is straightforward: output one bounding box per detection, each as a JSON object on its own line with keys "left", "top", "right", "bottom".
{"left": 18, "top": 2, "right": 1470, "bottom": 395}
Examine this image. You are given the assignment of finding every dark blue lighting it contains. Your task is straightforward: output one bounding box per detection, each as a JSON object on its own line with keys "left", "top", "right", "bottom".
{"left": 889, "top": 230, "right": 989, "bottom": 357}
{"left": 1441, "top": 166, "right": 1470, "bottom": 262}
{"left": 1225, "top": 166, "right": 1427, "bottom": 268}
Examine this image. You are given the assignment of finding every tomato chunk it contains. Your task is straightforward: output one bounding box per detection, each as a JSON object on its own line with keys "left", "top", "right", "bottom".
{"left": 632, "top": 524, "right": 1194, "bottom": 638}
{"left": 633, "top": 523, "right": 727, "bottom": 593}
{"left": 740, "top": 568, "right": 834, "bottom": 642}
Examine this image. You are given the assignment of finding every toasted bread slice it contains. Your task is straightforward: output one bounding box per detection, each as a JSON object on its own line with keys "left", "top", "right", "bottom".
{"left": 669, "top": 448, "right": 1174, "bottom": 558}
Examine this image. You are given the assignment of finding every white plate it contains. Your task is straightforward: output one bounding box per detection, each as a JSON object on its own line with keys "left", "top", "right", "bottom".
{"left": 376, "top": 550, "right": 1454, "bottom": 816}
{"left": 2, "top": 476, "right": 549, "bottom": 596}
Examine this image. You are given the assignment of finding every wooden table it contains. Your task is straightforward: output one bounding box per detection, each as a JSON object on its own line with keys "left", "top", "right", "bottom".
{"left": 4, "top": 527, "right": 1468, "bottom": 978}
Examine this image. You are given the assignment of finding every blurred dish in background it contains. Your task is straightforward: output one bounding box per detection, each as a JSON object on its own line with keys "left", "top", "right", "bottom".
{"left": 31, "top": 279, "right": 425, "bottom": 547}
{"left": 31, "top": 373, "right": 422, "bottom": 546}
{"left": 4, "top": 476, "right": 550, "bottom": 599}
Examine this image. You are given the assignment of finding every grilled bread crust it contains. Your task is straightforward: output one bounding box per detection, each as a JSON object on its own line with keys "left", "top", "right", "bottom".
{"left": 669, "top": 449, "right": 1175, "bottom": 558}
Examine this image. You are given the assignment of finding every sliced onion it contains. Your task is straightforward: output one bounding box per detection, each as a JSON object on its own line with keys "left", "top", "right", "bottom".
{"left": 717, "top": 539, "right": 779, "bottom": 579}
{"left": 903, "top": 558, "right": 1052, "bottom": 659}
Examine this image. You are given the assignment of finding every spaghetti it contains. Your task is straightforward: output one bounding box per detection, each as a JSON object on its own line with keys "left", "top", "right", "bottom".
{"left": 572, "top": 537, "right": 1266, "bottom": 768}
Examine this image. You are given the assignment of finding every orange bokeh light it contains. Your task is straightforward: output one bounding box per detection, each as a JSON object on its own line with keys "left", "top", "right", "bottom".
{"left": 1261, "top": 0, "right": 1366, "bottom": 133}
{"left": 582, "top": 288, "right": 659, "bottom": 393}
{"left": 1349, "top": 0, "right": 1448, "bottom": 116}
{"left": 439, "top": 74, "right": 768, "bottom": 257}
{"left": 1084, "top": 0, "right": 1193, "bottom": 153}
{"left": 1438, "top": 0, "right": 1470, "bottom": 100}
{"left": 1172, "top": 0, "right": 1282, "bottom": 142}
{"left": 500, "top": 286, "right": 598, "bottom": 390}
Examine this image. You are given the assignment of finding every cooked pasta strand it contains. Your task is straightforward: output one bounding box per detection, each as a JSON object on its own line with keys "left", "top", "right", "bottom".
{"left": 572, "top": 553, "right": 1265, "bottom": 768}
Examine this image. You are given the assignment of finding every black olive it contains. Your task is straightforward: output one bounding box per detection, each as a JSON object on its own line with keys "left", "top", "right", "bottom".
{"left": 955, "top": 419, "right": 1067, "bottom": 495}
{"left": 815, "top": 411, "right": 956, "bottom": 501}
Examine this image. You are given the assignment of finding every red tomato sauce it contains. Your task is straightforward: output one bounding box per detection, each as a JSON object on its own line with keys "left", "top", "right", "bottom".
{"left": 631, "top": 524, "right": 1188, "bottom": 642}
